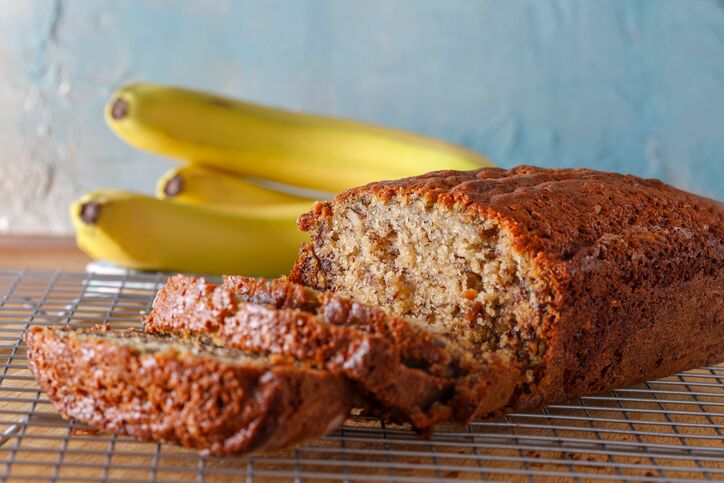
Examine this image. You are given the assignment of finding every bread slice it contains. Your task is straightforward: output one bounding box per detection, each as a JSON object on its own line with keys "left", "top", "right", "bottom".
{"left": 25, "top": 326, "right": 351, "bottom": 455}
{"left": 222, "top": 275, "right": 456, "bottom": 376}
{"left": 222, "top": 275, "right": 518, "bottom": 422}
{"left": 144, "top": 275, "right": 517, "bottom": 429}
{"left": 290, "top": 165, "right": 724, "bottom": 412}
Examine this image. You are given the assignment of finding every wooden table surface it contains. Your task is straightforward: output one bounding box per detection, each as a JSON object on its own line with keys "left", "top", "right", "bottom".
{"left": 0, "top": 235, "right": 90, "bottom": 271}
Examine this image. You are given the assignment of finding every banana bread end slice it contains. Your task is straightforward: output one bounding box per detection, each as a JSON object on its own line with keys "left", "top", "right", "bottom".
{"left": 25, "top": 326, "right": 351, "bottom": 455}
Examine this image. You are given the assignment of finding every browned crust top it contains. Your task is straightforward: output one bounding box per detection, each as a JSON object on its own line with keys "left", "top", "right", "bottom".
{"left": 300, "top": 165, "right": 722, "bottom": 265}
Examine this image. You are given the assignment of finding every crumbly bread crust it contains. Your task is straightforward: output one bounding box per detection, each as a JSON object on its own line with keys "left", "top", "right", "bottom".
{"left": 145, "top": 275, "right": 517, "bottom": 428}
{"left": 291, "top": 165, "right": 724, "bottom": 412}
{"left": 25, "top": 326, "right": 351, "bottom": 455}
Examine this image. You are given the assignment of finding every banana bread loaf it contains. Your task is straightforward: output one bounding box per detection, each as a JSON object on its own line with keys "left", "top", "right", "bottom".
{"left": 290, "top": 165, "right": 724, "bottom": 412}
{"left": 25, "top": 326, "right": 351, "bottom": 455}
{"left": 144, "top": 274, "right": 517, "bottom": 429}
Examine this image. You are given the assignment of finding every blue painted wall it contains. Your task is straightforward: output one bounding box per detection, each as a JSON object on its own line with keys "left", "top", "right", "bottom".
{"left": 0, "top": 0, "right": 722, "bottom": 233}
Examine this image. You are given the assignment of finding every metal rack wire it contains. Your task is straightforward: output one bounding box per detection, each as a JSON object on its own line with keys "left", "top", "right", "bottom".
{"left": 0, "top": 269, "right": 721, "bottom": 482}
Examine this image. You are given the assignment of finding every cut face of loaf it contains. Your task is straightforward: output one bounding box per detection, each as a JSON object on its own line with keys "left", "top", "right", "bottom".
{"left": 25, "top": 326, "right": 351, "bottom": 455}
{"left": 292, "top": 180, "right": 548, "bottom": 368}
{"left": 291, "top": 165, "right": 724, "bottom": 410}
{"left": 144, "top": 275, "right": 518, "bottom": 429}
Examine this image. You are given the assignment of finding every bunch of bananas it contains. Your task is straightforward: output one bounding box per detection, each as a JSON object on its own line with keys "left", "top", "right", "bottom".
{"left": 72, "top": 83, "right": 493, "bottom": 276}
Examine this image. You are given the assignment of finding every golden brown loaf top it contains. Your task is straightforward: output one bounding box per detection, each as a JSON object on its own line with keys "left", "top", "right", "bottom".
{"left": 25, "top": 326, "right": 352, "bottom": 456}
{"left": 299, "top": 165, "right": 722, "bottom": 271}
{"left": 291, "top": 165, "right": 724, "bottom": 413}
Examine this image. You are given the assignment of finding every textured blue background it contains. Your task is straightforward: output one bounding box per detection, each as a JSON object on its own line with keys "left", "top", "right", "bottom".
{"left": 0, "top": 0, "right": 722, "bottom": 233}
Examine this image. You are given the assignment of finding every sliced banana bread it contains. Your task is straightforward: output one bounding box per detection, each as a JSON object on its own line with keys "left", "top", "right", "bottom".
{"left": 144, "top": 275, "right": 517, "bottom": 429}
{"left": 222, "top": 275, "right": 455, "bottom": 376}
{"left": 222, "top": 275, "right": 518, "bottom": 423}
{"left": 290, "top": 165, "right": 724, "bottom": 412}
{"left": 25, "top": 326, "right": 351, "bottom": 455}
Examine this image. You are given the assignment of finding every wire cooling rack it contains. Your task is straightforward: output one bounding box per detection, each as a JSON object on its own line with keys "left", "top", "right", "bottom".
{"left": 0, "top": 270, "right": 721, "bottom": 482}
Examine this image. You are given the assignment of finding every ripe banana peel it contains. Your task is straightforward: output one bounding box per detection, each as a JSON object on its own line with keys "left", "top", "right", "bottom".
{"left": 157, "top": 165, "right": 312, "bottom": 207}
{"left": 106, "top": 83, "right": 493, "bottom": 193}
{"left": 71, "top": 189, "right": 311, "bottom": 276}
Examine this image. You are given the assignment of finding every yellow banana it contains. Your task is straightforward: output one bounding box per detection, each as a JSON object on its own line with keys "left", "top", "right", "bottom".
{"left": 71, "top": 189, "right": 311, "bottom": 276}
{"left": 105, "top": 83, "right": 493, "bottom": 193}
{"left": 156, "top": 165, "right": 313, "bottom": 207}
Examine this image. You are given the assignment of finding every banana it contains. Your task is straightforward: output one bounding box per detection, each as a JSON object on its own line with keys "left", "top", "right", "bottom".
{"left": 156, "top": 165, "right": 313, "bottom": 207}
{"left": 71, "top": 189, "right": 311, "bottom": 276}
{"left": 105, "top": 83, "right": 493, "bottom": 193}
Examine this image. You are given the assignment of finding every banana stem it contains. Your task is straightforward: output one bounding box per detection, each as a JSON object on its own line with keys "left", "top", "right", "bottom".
{"left": 110, "top": 98, "right": 129, "bottom": 120}
{"left": 79, "top": 201, "right": 101, "bottom": 224}
{"left": 163, "top": 174, "right": 184, "bottom": 197}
